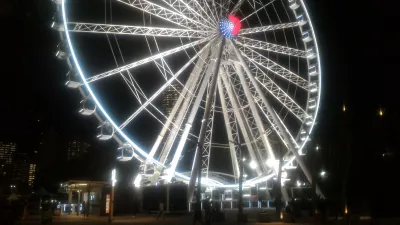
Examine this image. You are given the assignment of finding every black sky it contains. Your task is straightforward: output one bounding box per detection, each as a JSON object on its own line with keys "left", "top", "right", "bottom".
{"left": 1, "top": 0, "right": 399, "bottom": 209}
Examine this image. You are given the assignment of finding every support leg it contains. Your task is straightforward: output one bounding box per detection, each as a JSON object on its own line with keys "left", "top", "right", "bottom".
{"left": 229, "top": 40, "right": 325, "bottom": 198}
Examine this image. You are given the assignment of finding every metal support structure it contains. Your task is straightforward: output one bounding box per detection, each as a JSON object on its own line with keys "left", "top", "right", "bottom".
{"left": 87, "top": 36, "right": 213, "bottom": 83}
{"left": 239, "top": 22, "right": 299, "bottom": 35}
{"left": 217, "top": 77, "right": 240, "bottom": 179}
{"left": 148, "top": 47, "right": 210, "bottom": 163}
{"left": 117, "top": 0, "right": 211, "bottom": 30}
{"left": 239, "top": 46, "right": 310, "bottom": 90}
{"left": 229, "top": 40, "right": 325, "bottom": 198}
{"left": 108, "top": 184, "right": 115, "bottom": 223}
{"left": 233, "top": 62, "right": 274, "bottom": 173}
{"left": 220, "top": 68, "right": 262, "bottom": 176}
{"left": 67, "top": 22, "right": 215, "bottom": 38}
{"left": 236, "top": 142, "right": 244, "bottom": 218}
{"left": 170, "top": 40, "right": 220, "bottom": 186}
{"left": 192, "top": 37, "right": 225, "bottom": 222}
{"left": 235, "top": 36, "right": 307, "bottom": 58}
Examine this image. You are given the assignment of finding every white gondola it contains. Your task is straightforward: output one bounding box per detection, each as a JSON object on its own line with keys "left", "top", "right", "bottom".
{"left": 79, "top": 98, "right": 96, "bottom": 115}
{"left": 117, "top": 144, "right": 136, "bottom": 161}
{"left": 299, "top": 149, "right": 307, "bottom": 155}
{"left": 288, "top": 0, "right": 300, "bottom": 10}
{"left": 51, "top": 14, "right": 64, "bottom": 32}
{"left": 143, "top": 162, "right": 155, "bottom": 175}
{"left": 305, "top": 118, "right": 313, "bottom": 126}
{"left": 51, "top": 0, "right": 62, "bottom": 4}
{"left": 296, "top": 14, "right": 307, "bottom": 26}
{"left": 55, "top": 42, "right": 69, "bottom": 60}
{"left": 308, "top": 98, "right": 317, "bottom": 109}
{"left": 309, "top": 82, "right": 318, "bottom": 93}
{"left": 309, "top": 65, "right": 318, "bottom": 76}
{"left": 302, "top": 31, "right": 313, "bottom": 43}
{"left": 300, "top": 129, "right": 307, "bottom": 141}
{"left": 97, "top": 121, "right": 114, "bottom": 140}
{"left": 306, "top": 48, "right": 316, "bottom": 60}
{"left": 65, "top": 70, "right": 81, "bottom": 88}
{"left": 51, "top": 21, "right": 64, "bottom": 32}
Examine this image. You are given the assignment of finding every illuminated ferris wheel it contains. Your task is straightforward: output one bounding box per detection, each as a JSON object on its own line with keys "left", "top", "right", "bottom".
{"left": 52, "top": 0, "right": 323, "bottom": 198}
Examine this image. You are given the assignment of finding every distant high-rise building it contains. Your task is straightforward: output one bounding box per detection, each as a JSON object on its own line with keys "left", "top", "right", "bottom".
{"left": 11, "top": 151, "right": 37, "bottom": 187}
{"left": 161, "top": 83, "right": 181, "bottom": 115}
{"left": 67, "top": 140, "right": 90, "bottom": 160}
{"left": 0, "top": 142, "right": 16, "bottom": 165}
{"left": 28, "top": 164, "right": 36, "bottom": 186}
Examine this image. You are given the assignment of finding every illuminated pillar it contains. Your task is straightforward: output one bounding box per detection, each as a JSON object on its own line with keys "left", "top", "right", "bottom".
{"left": 77, "top": 191, "right": 81, "bottom": 215}
{"left": 68, "top": 190, "right": 72, "bottom": 204}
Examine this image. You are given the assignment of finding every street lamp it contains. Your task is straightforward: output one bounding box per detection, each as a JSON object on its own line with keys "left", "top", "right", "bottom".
{"left": 109, "top": 169, "right": 117, "bottom": 223}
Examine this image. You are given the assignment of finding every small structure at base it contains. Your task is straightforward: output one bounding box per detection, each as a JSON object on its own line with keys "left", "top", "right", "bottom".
{"left": 60, "top": 180, "right": 109, "bottom": 216}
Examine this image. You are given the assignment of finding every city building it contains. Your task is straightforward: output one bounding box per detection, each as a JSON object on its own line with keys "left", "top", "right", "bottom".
{"left": 0, "top": 142, "right": 17, "bottom": 165}
{"left": 28, "top": 163, "right": 36, "bottom": 186}
{"left": 11, "top": 151, "right": 37, "bottom": 188}
{"left": 161, "top": 83, "right": 181, "bottom": 115}
{"left": 67, "top": 140, "right": 90, "bottom": 160}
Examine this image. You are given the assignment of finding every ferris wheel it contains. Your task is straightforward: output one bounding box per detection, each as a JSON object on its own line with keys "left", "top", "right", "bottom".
{"left": 52, "top": 0, "right": 323, "bottom": 198}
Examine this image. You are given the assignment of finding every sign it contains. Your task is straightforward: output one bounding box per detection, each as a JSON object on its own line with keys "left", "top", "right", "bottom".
{"left": 105, "top": 194, "right": 110, "bottom": 214}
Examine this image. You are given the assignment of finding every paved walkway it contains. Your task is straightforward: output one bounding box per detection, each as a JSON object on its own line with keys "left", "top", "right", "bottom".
{"left": 20, "top": 211, "right": 302, "bottom": 225}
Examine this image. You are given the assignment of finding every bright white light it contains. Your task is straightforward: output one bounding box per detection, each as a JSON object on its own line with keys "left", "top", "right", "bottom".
{"left": 243, "top": 174, "right": 248, "bottom": 178}
{"left": 111, "top": 169, "right": 117, "bottom": 186}
{"left": 320, "top": 171, "right": 326, "bottom": 177}
{"left": 249, "top": 161, "right": 258, "bottom": 169}
{"left": 266, "top": 158, "right": 274, "bottom": 167}
{"left": 259, "top": 187, "right": 267, "bottom": 190}
{"left": 296, "top": 180, "right": 301, "bottom": 187}
{"left": 316, "top": 145, "right": 319, "bottom": 151}
{"left": 242, "top": 157, "right": 246, "bottom": 162}
{"left": 133, "top": 174, "right": 142, "bottom": 187}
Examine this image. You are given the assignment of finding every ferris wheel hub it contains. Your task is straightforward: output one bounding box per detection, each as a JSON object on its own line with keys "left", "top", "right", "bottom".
{"left": 219, "top": 15, "right": 242, "bottom": 39}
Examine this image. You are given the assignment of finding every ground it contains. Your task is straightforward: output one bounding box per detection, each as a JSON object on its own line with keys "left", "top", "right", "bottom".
{"left": 19, "top": 208, "right": 297, "bottom": 225}
{"left": 18, "top": 208, "right": 387, "bottom": 225}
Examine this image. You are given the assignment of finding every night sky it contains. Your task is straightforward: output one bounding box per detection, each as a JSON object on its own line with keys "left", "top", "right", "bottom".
{"left": 1, "top": 0, "right": 398, "bottom": 210}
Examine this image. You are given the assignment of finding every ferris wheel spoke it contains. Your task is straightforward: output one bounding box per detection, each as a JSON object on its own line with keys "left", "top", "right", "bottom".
{"left": 197, "top": 0, "right": 218, "bottom": 24}
{"left": 230, "top": 0, "right": 246, "bottom": 14}
{"left": 231, "top": 40, "right": 324, "bottom": 196}
{"left": 117, "top": 39, "right": 214, "bottom": 130}
{"left": 86, "top": 36, "right": 213, "bottom": 83}
{"left": 67, "top": 22, "right": 215, "bottom": 38}
{"left": 217, "top": 76, "right": 240, "bottom": 179}
{"left": 232, "top": 63, "right": 275, "bottom": 170}
{"left": 248, "top": 62, "right": 309, "bottom": 122}
{"left": 161, "top": 0, "right": 216, "bottom": 29}
{"left": 254, "top": 100, "right": 299, "bottom": 150}
{"left": 201, "top": 86, "right": 217, "bottom": 180}
{"left": 239, "top": 22, "right": 299, "bottom": 35}
{"left": 171, "top": 45, "right": 221, "bottom": 184}
{"left": 239, "top": 46, "right": 310, "bottom": 90}
{"left": 240, "top": 0, "right": 276, "bottom": 22}
{"left": 220, "top": 66, "right": 262, "bottom": 176}
{"left": 235, "top": 36, "right": 307, "bottom": 58}
{"left": 117, "top": 0, "right": 211, "bottom": 31}
{"left": 150, "top": 48, "right": 210, "bottom": 163}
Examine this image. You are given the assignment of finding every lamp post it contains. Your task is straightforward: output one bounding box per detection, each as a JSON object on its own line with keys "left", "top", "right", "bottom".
{"left": 230, "top": 140, "right": 245, "bottom": 222}
{"left": 109, "top": 169, "right": 117, "bottom": 223}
